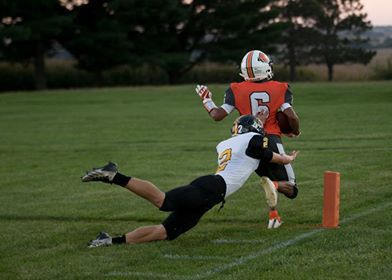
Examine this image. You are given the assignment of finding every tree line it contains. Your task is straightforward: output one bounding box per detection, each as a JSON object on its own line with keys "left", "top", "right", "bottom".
{"left": 0, "top": 0, "right": 375, "bottom": 90}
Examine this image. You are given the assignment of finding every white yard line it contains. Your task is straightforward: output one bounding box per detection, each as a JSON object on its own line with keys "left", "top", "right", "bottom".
{"left": 106, "top": 202, "right": 392, "bottom": 279}
{"left": 164, "top": 254, "right": 230, "bottom": 260}
{"left": 212, "top": 239, "right": 266, "bottom": 244}
{"left": 107, "top": 271, "right": 184, "bottom": 279}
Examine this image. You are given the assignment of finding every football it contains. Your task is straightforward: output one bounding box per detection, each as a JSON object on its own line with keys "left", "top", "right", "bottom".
{"left": 276, "top": 111, "right": 292, "bottom": 134}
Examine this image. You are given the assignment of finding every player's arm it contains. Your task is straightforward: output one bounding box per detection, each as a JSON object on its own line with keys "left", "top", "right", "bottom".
{"left": 246, "top": 135, "right": 298, "bottom": 164}
{"left": 270, "top": 150, "right": 298, "bottom": 165}
{"left": 283, "top": 107, "right": 300, "bottom": 136}
{"left": 195, "top": 85, "right": 235, "bottom": 121}
{"left": 209, "top": 107, "right": 228, "bottom": 121}
{"left": 281, "top": 86, "right": 300, "bottom": 136}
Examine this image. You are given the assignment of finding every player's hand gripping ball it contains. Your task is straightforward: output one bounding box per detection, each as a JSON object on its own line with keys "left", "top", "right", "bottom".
{"left": 276, "top": 111, "right": 293, "bottom": 134}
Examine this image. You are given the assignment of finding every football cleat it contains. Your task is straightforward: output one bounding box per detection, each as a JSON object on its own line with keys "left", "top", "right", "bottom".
{"left": 268, "top": 210, "right": 283, "bottom": 229}
{"left": 268, "top": 217, "right": 283, "bottom": 229}
{"left": 81, "top": 162, "right": 118, "bottom": 183}
{"left": 88, "top": 232, "right": 112, "bottom": 248}
{"left": 260, "top": 177, "right": 277, "bottom": 208}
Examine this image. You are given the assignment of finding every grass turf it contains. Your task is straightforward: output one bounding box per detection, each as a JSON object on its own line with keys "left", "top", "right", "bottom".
{"left": 0, "top": 81, "right": 391, "bottom": 279}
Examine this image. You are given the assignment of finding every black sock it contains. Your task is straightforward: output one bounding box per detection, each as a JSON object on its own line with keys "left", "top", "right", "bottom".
{"left": 112, "top": 235, "right": 126, "bottom": 244}
{"left": 112, "top": 173, "right": 131, "bottom": 187}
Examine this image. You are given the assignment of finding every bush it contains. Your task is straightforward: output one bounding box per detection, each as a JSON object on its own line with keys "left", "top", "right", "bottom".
{"left": 102, "top": 65, "right": 169, "bottom": 86}
{"left": 0, "top": 60, "right": 319, "bottom": 92}
{"left": 180, "top": 63, "right": 241, "bottom": 84}
{"left": 0, "top": 62, "right": 171, "bottom": 91}
{"left": 273, "top": 66, "right": 318, "bottom": 82}
{"left": 0, "top": 64, "right": 35, "bottom": 91}
{"left": 372, "top": 58, "right": 392, "bottom": 80}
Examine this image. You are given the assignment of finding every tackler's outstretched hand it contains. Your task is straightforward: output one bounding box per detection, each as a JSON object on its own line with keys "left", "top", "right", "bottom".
{"left": 271, "top": 150, "right": 299, "bottom": 165}
{"left": 287, "top": 150, "right": 299, "bottom": 162}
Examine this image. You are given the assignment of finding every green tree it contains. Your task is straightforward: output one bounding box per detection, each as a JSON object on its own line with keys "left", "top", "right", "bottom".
{"left": 0, "top": 0, "right": 71, "bottom": 89}
{"left": 112, "top": 0, "right": 280, "bottom": 83}
{"left": 275, "top": 0, "right": 321, "bottom": 81}
{"left": 60, "top": 0, "right": 131, "bottom": 84}
{"left": 313, "top": 0, "right": 375, "bottom": 81}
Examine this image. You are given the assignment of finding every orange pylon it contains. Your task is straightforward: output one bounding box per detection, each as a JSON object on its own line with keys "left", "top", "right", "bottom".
{"left": 322, "top": 171, "right": 340, "bottom": 228}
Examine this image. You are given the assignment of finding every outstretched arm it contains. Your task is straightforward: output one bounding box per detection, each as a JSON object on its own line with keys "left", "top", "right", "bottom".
{"left": 270, "top": 150, "right": 299, "bottom": 165}
{"left": 195, "top": 84, "right": 232, "bottom": 121}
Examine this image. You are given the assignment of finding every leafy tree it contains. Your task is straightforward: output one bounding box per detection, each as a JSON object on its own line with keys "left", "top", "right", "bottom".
{"left": 0, "top": 0, "right": 71, "bottom": 89}
{"left": 275, "top": 0, "right": 321, "bottom": 81}
{"left": 60, "top": 0, "right": 132, "bottom": 84}
{"left": 111, "top": 0, "right": 280, "bottom": 83}
{"left": 312, "top": 0, "right": 376, "bottom": 81}
{"left": 204, "top": 0, "right": 283, "bottom": 66}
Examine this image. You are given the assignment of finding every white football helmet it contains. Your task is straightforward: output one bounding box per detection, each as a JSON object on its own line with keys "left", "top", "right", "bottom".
{"left": 240, "top": 50, "right": 273, "bottom": 81}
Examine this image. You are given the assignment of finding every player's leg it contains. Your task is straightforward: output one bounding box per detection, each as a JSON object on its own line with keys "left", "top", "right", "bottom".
{"left": 260, "top": 176, "right": 282, "bottom": 229}
{"left": 162, "top": 210, "right": 208, "bottom": 240}
{"left": 124, "top": 178, "right": 165, "bottom": 208}
{"left": 255, "top": 163, "right": 281, "bottom": 229}
{"left": 159, "top": 175, "right": 225, "bottom": 240}
{"left": 81, "top": 162, "right": 165, "bottom": 208}
{"left": 125, "top": 224, "right": 167, "bottom": 243}
{"left": 276, "top": 181, "right": 297, "bottom": 198}
{"left": 112, "top": 207, "right": 210, "bottom": 244}
{"left": 88, "top": 225, "right": 167, "bottom": 248}
{"left": 87, "top": 176, "right": 220, "bottom": 247}
{"left": 84, "top": 168, "right": 225, "bottom": 247}
{"left": 88, "top": 209, "right": 208, "bottom": 248}
{"left": 160, "top": 175, "right": 226, "bottom": 212}
{"left": 260, "top": 176, "right": 278, "bottom": 209}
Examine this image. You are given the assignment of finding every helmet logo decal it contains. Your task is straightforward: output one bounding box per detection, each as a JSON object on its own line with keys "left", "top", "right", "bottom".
{"left": 246, "top": 51, "right": 255, "bottom": 79}
{"left": 258, "top": 52, "right": 269, "bottom": 63}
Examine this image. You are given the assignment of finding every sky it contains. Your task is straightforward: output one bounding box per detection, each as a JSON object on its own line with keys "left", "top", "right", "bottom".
{"left": 362, "top": 0, "right": 392, "bottom": 26}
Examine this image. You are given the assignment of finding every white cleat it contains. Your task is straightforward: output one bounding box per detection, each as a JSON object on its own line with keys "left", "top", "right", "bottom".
{"left": 88, "top": 232, "right": 113, "bottom": 248}
{"left": 268, "top": 218, "right": 283, "bottom": 229}
{"left": 260, "top": 177, "right": 278, "bottom": 208}
{"left": 81, "top": 162, "right": 118, "bottom": 183}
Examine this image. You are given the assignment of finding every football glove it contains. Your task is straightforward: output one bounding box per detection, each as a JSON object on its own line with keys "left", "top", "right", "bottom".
{"left": 195, "top": 84, "right": 212, "bottom": 100}
{"left": 195, "top": 84, "right": 217, "bottom": 113}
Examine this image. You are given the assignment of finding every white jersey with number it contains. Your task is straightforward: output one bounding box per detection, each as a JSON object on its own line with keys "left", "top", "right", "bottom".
{"left": 215, "top": 132, "right": 260, "bottom": 198}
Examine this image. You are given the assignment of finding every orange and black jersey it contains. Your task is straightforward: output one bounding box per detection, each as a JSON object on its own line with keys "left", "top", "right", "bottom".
{"left": 223, "top": 80, "right": 294, "bottom": 136}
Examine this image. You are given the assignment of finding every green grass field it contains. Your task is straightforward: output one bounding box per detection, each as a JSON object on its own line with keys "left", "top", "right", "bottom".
{"left": 0, "top": 82, "right": 391, "bottom": 279}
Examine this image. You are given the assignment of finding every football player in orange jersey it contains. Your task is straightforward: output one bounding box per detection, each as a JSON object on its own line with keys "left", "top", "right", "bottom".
{"left": 195, "top": 50, "right": 300, "bottom": 229}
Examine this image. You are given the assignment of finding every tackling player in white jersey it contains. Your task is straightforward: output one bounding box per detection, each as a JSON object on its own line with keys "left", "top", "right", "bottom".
{"left": 82, "top": 115, "right": 298, "bottom": 248}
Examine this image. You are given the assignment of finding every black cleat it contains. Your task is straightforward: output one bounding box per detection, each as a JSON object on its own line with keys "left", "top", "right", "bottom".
{"left": 81, "top": 162, "right": 118, "bottom": 183}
